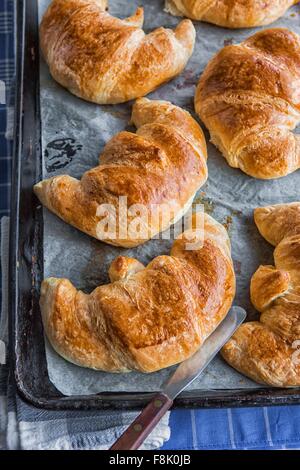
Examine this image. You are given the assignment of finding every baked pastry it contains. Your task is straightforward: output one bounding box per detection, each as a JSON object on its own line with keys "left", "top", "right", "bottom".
{"left": 40, "top": 211, "right": 236, "bottom": 372}
{"left": 40, "top": 0, "right": 196, "bottom": 104}
{"left": 34, "top": 98, "right": 208, "bottom": 247}
{"left": 222, "top": 203, "right": 300, "bottom": 387}
{"left": 165, "top": 0, "right": 299, "bottom": 28}
{"left": 195, "top": 28, "right": 300, "bottom": 179}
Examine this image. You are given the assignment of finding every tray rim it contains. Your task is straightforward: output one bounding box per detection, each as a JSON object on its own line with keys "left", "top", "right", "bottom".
{"left": 9, "top": 0, "right": 300, "bottom": 411}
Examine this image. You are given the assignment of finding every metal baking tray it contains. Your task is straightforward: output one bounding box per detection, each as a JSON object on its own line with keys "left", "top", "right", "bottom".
{"left": 9, "top": 0, "right": 300, "bottom": 410}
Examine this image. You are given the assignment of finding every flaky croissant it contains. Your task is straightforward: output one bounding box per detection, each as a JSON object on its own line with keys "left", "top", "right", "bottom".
{"left": 165, "top": 0, "right": 299, "bottom": 28}
{"left": 222, "top": 203, "right": 300, "bottom": 387}
{"left": 34, "top": 98, "right": 208, "bottom": 247}
{"left": 40, "top": 0, "right": 196, "bottom": 104}
{"left": 40, "top": 212, "right": 236, "bottom": 373}
{"left": 195, "top": 28, "right": 300, "bottom": 180}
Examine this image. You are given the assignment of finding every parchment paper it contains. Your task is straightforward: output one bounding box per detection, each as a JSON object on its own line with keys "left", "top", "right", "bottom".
{"left": 39, "top": 0, "right": 300, "bottom": 395}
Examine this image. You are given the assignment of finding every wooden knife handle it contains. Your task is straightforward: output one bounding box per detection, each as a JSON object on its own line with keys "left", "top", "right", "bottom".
{"left": 110, "top": 393, "right": 173, "bottom": 451}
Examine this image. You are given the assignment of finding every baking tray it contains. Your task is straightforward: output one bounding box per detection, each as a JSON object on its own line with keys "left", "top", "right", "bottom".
{"left": 9, "top": 0, "right": 300, "bottom": 410}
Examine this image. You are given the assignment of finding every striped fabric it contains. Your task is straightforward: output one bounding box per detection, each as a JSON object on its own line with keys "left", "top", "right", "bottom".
{"left": 0, "top": 0, "right": 13, "bottom": 220}
{"left": 163, "top": 407, "right": 300, "bottom": 450}
{"left": 1, "top": 0, "right": 300, "bottom": 450}
{"left": 0, "top": 0, "right": 13, "bottom": 314}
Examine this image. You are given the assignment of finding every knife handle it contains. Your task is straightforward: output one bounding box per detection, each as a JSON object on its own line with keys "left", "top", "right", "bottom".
{"left": 110, "top": 393, "right": 173, "bottom": 451}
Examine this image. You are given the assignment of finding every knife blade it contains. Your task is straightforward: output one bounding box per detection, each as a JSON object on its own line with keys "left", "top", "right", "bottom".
{"left": 163, "top": 306, "right": 246, "bottom": 400}
{"left": 110, "top": 306, "right": 246, "bottom": 450}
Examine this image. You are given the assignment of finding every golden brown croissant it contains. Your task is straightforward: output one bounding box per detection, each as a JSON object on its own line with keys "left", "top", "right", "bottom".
{"left": 165, "top": 0, "right": 299, "bottom": 28}
{"left": 40, "top": 0, "right": 196, "bottom": 104}
{"left": 222, "top": 203, "right": 300, "bottom": 387}
{"left": 40, "top": 212, "right": 236, "bottom": 373}
{"left": 34, "top": 98, "right": 208, "bottom": 247}
{"left": 195, "top": 28, "right": 300, "bottom": 180}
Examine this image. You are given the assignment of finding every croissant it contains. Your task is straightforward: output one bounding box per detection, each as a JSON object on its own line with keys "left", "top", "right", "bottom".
{"left": 40, "top": 212, "right": 236, "bottom": 373}
{"left": 165, "top": 0, "right": 299, "bottom": 28}
{"left": 195, "top": 28, "right": 300, "bottom": 180}
{"left": 40, "top": 0, "right": 196, "bottom": 104}
{"left": 222, "top": 203, "right": 300, "bottom": 387}
{"left": 34, "top": 98, "right": 208, "bottom": 247}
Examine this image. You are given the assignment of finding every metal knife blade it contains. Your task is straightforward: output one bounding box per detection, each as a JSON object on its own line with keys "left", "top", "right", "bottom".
{"left": 163, "top": 306, "right": 246, "bottom": 400}
{"left": 110, "top": 306, "right": 246, "bottom": 450}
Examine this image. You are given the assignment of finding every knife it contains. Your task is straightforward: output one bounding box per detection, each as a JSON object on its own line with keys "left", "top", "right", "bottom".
{"left": 110, "top": 306, "right": 246, "bottom": 450}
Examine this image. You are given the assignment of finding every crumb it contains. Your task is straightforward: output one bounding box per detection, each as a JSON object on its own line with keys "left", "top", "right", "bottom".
{"left": 223, "top": 215, "right": 233, "bottom": 232}
{"left": 234, "top": 259, "right": 242, "bottom": 275}
{"left": 193, "top": 195, "right": 215, "bottom": 215}
{"left": 224, "top": 38, "right": 234, "bottom": 46}
{"left": 232, "top": 209, "right": 242, "bottom": 216}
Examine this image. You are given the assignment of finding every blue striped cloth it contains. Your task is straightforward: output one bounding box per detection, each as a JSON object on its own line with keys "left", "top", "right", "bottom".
{"left": 163, "top": 408, "right": 300, "bottom": 450}
{"left": 0, "top": 0, "right": 13, "bottom": 309}
{"left": 0, "top": 0, "right": 13, "bottom": 219}
{"left": 1, "top": 0, "right": 300, "bottom": 450}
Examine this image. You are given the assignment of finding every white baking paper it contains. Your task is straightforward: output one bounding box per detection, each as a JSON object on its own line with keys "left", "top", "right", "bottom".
{"left": 39, "top": 0, "right": 300, "bottom": 395}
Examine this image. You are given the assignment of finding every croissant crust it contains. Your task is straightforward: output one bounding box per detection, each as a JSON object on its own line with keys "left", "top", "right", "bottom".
{"left": 34, "top": 98, "right": 208, "bottom": 247}
{"left": 40, "top": 212, "right": 235, "bottom": 373}
{"left": 222, "top": 203, "right": 300, "bottom": 387}
{"left": 165, "top": 0, "right": 299, "bottom": 29}
{"left": 195, "top": 28, "right": 300, "bottom": 180}
{"left": 40, "top": 0, "right": 196, "bottom": 104}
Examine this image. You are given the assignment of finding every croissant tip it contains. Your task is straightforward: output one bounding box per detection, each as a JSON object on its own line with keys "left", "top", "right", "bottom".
{"left": 40, "top": 277, "right": 61, "bottom": 305}
{"left": 253, "top": 206, "right": 263, "bottom": 215}
{"left": 133, "top": 6, "right": 144, "bottom": 20}
{"left": 180, "top": 18, "right": 194, "bottom": 26}
{"left": 174, "top": 19, "right": 196, "bottom": 51}
{"left": 176, "top": 18, "right": 195, "bottom": 30}
{"left": 42, "top": 277, "right": 60, "bottom": 289}
{"left": 33, "top": 180, "right": 42, "bottom": 190}
{"left": 253, "top": 206, "right": 268, "bottom": 222}
{"left": 135, "top": 6, "right": 144, "bottom": 15}
{"left": 124, "top": 6, "right": 144, "bottom": 28}
{"left": 135, "top": 97, "right": 149, "bottom": 105}
{"left": 33, "top": 181, "right": 44, "bottom": 198}
{"left": 34, "top": 178, "right": 50, "bottom": 197}
{"left": 254, "top": 204, "right": 277, "bottom": 219}
{"left": 131, "top": 97, "right": 149, "bottom": 114}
